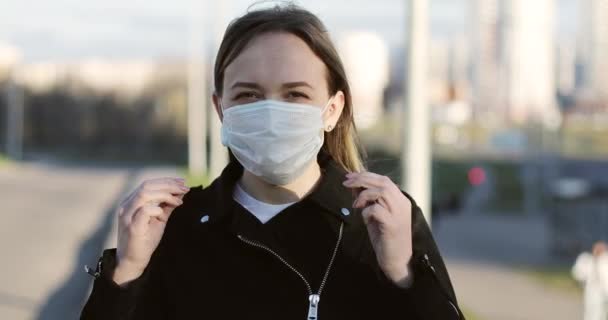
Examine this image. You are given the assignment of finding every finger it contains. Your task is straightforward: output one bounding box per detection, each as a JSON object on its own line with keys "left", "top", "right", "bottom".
{"left": 361, "top": 203, "right": 390, "bottom": 226}
{"left": 151, "top": 176, "right": 186, "bottom": 184}
{"left": 119, "top": 179, "right": 184, "bottom": 218}
{"left": 343, "top": 172, "right": 392, "bottom": 190}
{"left": 118, "top": 191, "right": 138, "bottom": 216}
{"left": 159, "top": 201, "right": 181, "bottom": 216}
{"left": 144, "top": 183, "right": 190, "bottom": 196}
{"left": 141, "top": 178, "right": 189, "bottom": 191}
{"left": 130, "top": 205, "right": 164, "bottom": 235}
{"left": 123, "top": 191, "right": 182, "bottom": 222}
{"left": 135, "top": 190, "right": 184, "bottom": 207}
{"left": 353, "top": 187, "right": 392, "bottom": 212}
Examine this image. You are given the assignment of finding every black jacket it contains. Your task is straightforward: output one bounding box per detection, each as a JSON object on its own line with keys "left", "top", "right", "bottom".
{"left": 81, "top": 152, "right": 463, "bottom": 319}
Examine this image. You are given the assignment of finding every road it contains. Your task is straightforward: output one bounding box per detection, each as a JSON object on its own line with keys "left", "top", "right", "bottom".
{"left": 0, "top": 161, "right": 180, "bottom": 320}
{"left": 435, "top": 213, "right": 583, "bottom": 320}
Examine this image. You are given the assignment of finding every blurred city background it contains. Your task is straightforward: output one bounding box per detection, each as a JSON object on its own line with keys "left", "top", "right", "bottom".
{"left": 1, "top": 0, "right": 607, "bottom": 319}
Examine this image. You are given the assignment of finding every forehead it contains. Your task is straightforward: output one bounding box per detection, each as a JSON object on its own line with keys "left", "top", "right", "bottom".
{"left": 223, "top": 32, "right": 327, "bottom": 89}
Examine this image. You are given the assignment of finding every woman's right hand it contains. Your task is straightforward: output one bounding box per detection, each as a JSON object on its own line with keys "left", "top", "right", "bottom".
{"left": 112, "top": 177, "right": 190, "bottom": 286}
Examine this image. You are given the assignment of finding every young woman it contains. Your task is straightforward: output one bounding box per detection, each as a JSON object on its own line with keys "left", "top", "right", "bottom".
{"left": 81, "top": 4, "right": 463, "bottom": 319}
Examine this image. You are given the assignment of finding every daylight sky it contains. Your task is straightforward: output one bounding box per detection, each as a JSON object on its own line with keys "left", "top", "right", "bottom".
{"left": 0, "top": 0, "right": 579, "bottom": 62}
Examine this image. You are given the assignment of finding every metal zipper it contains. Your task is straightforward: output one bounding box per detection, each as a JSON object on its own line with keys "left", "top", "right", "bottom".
{"left": 84, "top": 259, "right": 102, "bottom": 278}
{"left": 237, "top": 222, "right": 344, "bottom": 320}
{"left": 422, "top": 254, "right": 462, "bottom": 319}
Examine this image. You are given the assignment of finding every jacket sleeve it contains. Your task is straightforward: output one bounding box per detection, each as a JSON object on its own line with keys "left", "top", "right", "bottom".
{"left": 377, "top": 192, "right": 465, "bottom": 319}
{"left": 79, "top": 198, "right": 189, "bottom": 320}
{"left": 79, "top": 246, "right": 168, "bottom": 320}
{"left": 80, "top": 191, "right": 192, "bottom": 320}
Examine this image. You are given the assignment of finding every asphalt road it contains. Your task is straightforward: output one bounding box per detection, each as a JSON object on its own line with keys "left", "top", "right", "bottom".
{"left": 0, "top": 161, "right": 180, "bottom": 320}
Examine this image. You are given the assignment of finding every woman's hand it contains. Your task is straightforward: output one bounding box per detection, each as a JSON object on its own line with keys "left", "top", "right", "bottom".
{"left": 343, "top": 172, "right": 413, "bottom": 288}
{"left": 113, "top": 177, "right": 190, "bottom": 286}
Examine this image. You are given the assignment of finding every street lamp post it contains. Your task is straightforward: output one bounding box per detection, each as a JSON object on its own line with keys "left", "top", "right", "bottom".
{"left": 187, "top": 3, "right": 208, "bottom": 177}
{"left": 401, "top": 0, "right": 432, "bottom": 224}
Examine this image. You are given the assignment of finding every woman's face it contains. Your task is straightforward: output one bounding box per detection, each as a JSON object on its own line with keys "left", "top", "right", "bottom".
{"left": 213, "top": 32, "right": 344, "bottom": 127}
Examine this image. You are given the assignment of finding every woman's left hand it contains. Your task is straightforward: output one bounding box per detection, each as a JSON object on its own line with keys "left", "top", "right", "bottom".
{"left": 343, "top": 171, "right": 413, "bottom": 288}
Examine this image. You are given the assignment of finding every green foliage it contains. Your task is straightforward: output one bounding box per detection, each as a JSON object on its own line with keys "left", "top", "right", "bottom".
{"left": 178, "top": 167, "right": 210, "bottom": 188}
{"left": 0, "top": 153, "right": 12, "bottom": 167}
{"left": 522, "top": 267, "right": 582, "bottom": 295}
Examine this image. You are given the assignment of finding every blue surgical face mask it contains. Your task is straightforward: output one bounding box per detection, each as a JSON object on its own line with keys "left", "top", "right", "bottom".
{"left": 220, "top": 98, "right": 333, "bottom": 185}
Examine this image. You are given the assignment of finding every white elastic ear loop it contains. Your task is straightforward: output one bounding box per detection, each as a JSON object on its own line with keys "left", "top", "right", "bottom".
{"left": 321, "top": 96, "right": 334, "bottom": 116}
{"left": 321, "top": 96, "right": 334, "bottom": 130}
{"left": 218, "top": 98, "right": 228, "bottom": 119}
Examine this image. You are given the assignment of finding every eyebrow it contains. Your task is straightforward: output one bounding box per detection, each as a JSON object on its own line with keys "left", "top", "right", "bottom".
{"left": 230, "top": 81, "right": 313, "bottom": 90}
{"left": 283, "top": 81, "right": 313, "bottom": 89}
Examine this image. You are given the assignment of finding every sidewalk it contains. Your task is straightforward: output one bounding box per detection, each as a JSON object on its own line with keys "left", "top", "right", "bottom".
{"left": 0, "top": 161, "right": 180, "bottom": 320}
{"left": 447, "top": 259, "right": 581, "bottom": 320}
{"left": 435, "top": 214, "right": 582, "bottom": 320}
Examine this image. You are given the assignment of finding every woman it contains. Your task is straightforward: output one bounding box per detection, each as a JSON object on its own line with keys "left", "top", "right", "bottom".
{"left": 81, "top": 4, "right": 463, "bottom": 319}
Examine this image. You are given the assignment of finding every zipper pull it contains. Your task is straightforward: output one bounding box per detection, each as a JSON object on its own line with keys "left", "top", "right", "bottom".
{"left": 422, "top": 253, "right": 436, "bottom": 273}
{"left": 307, "top": 294, "right": 320, "bottom": 320}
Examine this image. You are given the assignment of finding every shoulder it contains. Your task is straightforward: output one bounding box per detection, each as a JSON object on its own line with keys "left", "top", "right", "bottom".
{"left": 397, "top": 189, "right": 438, "bottom": 260}
{"left": 575, "top": 252, "right": 592, "bottom": 265}
{"left": 163, "top": 180, "right": 224, "bottom": 237}
{"left": 397, "top": 190, "right": 427, "bottom": 236}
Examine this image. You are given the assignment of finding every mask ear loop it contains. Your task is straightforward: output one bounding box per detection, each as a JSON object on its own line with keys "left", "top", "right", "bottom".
{"left": 218, "top": 98, "right": 226, "bottom": 119}
{"left": 322, "top": 96, "right": 334, "bottom": 132}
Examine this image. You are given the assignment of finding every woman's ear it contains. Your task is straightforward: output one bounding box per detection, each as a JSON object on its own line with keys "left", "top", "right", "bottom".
{"left": 212, "top": 93, "right": 223, "bottom": 121}
{"left": 325, "top": 90, "right": 345, "bottom": 131}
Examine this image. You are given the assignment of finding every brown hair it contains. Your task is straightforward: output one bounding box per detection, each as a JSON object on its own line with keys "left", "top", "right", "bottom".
{"left": 213, "top": 2, "right": 366, "bottom": 172}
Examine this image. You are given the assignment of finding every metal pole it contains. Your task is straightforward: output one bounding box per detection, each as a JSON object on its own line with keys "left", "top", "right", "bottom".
{"left": 401, "top": 0, "right": 432, "bottom": 224}
{"left": 187, "top": 2, "right": 207, "bottom": 177}
{"left": 6, "top": 78, "right": 24, "bottom": 160}
{"left": 209, "top": 0, "right": 229, "bottom": 180}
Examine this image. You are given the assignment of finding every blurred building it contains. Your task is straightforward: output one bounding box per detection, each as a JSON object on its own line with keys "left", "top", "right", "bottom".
{"left": 429, "top": 39, "right": 451, "bottom": 104}
{"left": 577, "top": 0, "right": 608, "bottom": 104}
{"left": 429, "top": 37, "right": 472, "bottom": 106}
{"left": 504, "top": 0, "right": 560, "bottom": 127}
{"left": 0, "top": 43, "right": 22, "bottom": 81}
{"left": 0, "top": 53, "right": 193, "bottom": 161}
{"left": 337, "top": 31, "right": 390, "bottom": 129}
{"left": 430, "top": 36, "right": 473, "bottom": 149}
{"left": 556, "top": 41, "right": 577, "bottom": 96}
{"left": 448, "top": 36, "right": 471, "bottom": 101}
{"left": 470, "top": 0, "right": 562, "bottom": 127}
{"left": 471, "top": 0, "right": 505, "bottom": 124}
{"left": 11, "top": 58, "right": 188, "bottom": 101}
{"left": 13, "top": 62, "right": 64, "bottom": 93}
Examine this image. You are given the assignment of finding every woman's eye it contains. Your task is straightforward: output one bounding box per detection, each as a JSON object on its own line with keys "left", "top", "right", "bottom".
{"left": 286, "top": 91, "right": 310, "bottom": 100}
{"left": 234, "top": 92, "right": 261, "bottom": 102}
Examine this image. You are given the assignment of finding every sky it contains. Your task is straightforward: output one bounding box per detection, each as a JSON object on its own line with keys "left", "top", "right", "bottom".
{"left": 0, "top": 0, "right": 579, "bottom": 62}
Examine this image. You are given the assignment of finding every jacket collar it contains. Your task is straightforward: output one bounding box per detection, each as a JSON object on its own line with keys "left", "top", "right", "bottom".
{"left": 199, "top": 148, "right": 357, "bottom": 229}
